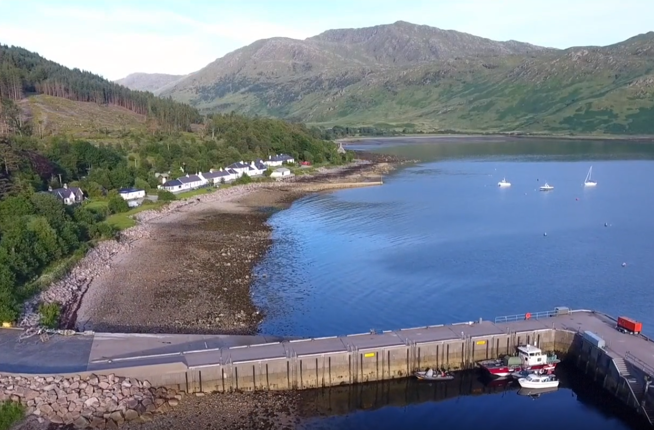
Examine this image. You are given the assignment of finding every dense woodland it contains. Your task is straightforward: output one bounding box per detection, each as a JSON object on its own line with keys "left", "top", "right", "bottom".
{"left": 0, "top": 44, "right": 202, "bottom": 132}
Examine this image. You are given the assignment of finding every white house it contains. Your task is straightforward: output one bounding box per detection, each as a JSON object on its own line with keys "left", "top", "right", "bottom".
{"left": 226, "top": 161, "right": 250, "bottom": 177}
{"left": 270, "top": 167, "right": 293, "bottom": 178}
{"left": 160, "top": 174, "right": 207, "bottom": 193}
{"left": 247, "top": 160, "right": 267, "bottom": 177}
{"left": 118, "top": 187, "right": 146, "bottom": 200}
{"left": 200, "top": 169, "right": 236, "bottom": 185}
{"left": 263, "top": 154, "right": 295, "bottom": 167}
{"left": 48, "top": 184, "right": 84, "bottom": 205}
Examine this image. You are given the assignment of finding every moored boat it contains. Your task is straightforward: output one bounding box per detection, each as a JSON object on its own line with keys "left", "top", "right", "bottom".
{"left": 539, "top": 183, "right": 554, "bottom": 191}
{"left": 510, "top": 368, "right": 545, "bottom": 379}
{"left": 414, "top": 368, "right": 454, "bottom": 381}
{"left": 584, "top": 166, "right": 597, "bottom": 187}
{"left": 498, "top": 178, "right": 511, "bottom": 187}
{"left": 477, "top": 344, "right": 560, "bottom": 378}
{"left": 518, "top": 373, "right": 559, "bottom": 389}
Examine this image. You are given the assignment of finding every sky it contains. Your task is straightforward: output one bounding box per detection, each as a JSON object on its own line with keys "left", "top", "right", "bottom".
{"left": 1, "top": 0, "right": 653, "bottom": 81}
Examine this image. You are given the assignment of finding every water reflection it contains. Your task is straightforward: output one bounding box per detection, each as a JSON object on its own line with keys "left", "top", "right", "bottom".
{"left": 348, "top": 137, "right": 654, "bottom": 162}
{"left": 296, "top": 364, "right": 648, "bottom": 430}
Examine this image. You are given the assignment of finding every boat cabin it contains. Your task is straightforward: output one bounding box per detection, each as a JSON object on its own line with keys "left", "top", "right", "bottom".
{"left": 517, "top": 344, "right": 551, "bottom": 366}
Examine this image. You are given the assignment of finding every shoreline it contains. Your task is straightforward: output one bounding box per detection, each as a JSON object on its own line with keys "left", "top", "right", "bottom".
{"left": 337, "top": 133, "right": 654, "bottom": 144}
{"left": 19, "top": 157, "right": 402, "bottom": 336}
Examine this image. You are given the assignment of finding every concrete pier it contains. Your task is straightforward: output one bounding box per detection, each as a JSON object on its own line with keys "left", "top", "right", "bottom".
{"left": 2, "top": 308, "right": 654, "bottom": 424}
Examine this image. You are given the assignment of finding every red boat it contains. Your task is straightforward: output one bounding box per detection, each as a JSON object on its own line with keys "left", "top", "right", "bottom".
{"left": 477, "top": 344, "right": 560, "bottom": 378}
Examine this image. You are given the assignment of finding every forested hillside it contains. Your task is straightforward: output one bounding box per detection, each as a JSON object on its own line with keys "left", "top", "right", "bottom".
{"left": 0, "top": 44, "right": 201, "bottom": 132}
{"left": 0, "top": 42, "right": 354, "bottom": 324}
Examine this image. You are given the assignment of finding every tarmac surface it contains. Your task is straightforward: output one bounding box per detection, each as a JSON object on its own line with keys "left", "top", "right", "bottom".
{"left": 2, "top": 310, "right": 653, "bottom": 376}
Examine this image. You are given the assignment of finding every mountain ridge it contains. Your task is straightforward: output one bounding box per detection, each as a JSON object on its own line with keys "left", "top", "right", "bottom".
{"left": 115, "top": 72, "right": 187, "bottom": 94}
{"left": 154, "top": 21, "right": 654, "bottom": 134}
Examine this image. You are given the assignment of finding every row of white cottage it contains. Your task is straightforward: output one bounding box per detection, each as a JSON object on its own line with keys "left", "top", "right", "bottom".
{"left": 159, "top": 154, "right": 294, "bottom": 193}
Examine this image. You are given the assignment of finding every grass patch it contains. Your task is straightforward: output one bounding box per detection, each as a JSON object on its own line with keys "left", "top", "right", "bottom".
{"left": 19, "top": 247, "right": 88, "bottom": 299}
{"left": 106, "top": 201, "right": 166, "bottom": 230}
{"left": 176, "top": 187, "right": 215, "bottom": 199}
{"left": 84, "top": 200, "right": 109, "bottom": 210}
{"left": 0, "top": 402, "right": 24, "bottom": 430}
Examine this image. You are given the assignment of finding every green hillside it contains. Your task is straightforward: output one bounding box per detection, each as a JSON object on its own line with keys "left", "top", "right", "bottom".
{"left": 159, "top": 22, "right": 654, "bottom": 135}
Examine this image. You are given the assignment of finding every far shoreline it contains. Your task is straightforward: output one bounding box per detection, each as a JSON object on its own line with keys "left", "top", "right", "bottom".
{"left": 337, "top": 133, "right": 654, "bottom": 144}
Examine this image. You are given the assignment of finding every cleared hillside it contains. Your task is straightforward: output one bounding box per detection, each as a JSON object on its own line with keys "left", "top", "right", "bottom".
{"left": 19, "top": 95, "right": 148, "bottom": 139}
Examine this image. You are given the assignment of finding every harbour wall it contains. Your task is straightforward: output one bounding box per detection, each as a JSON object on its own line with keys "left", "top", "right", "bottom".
{"left": 3, "top": 309, "right": 654, "bottom": 425}
{"left": 130, "top": 329, "right": 572, "bottom": 393}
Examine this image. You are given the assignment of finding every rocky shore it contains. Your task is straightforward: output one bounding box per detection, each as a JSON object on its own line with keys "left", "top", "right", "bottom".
{"left": 17, "top": 157, "right": 402, "bottom": 335}
{"left": 1, "top": 373, "right": 184, "bottom": 429}
{"left": 6, "top": 155, "right": 409, "bottom": 429}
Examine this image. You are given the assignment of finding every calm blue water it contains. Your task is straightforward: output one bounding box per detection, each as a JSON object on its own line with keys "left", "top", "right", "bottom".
{"left": 251, "top": 138, "right": 654, "bottom": 429}
{"left": 297, "top": 365, "right": 642, "bottom": 430}
{"left": 253, "top": 138, "right": 654, "bottom": 338}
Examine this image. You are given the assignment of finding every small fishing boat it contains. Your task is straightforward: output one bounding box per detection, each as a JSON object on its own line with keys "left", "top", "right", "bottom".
{"left": 518, "top": 373, "right": 559, "bottom": 389}
{"left": 498, "top": 178, "right": 511, "bottom": 187}
{"left": 510, "top": 369, "right": 544, "bottom": 379}
{"left": 584, "top": 166, "right": 597, "bottom": 187}
{"left": 414, "top": 368, "right": 455, "bottom": 381}
{"left": 539, "top": 183, "right": 554, "bottom": 191}
{"left": 477, "top": 344, "right": 560, "bottom": 377}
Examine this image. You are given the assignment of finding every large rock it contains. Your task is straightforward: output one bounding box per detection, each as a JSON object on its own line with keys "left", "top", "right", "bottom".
{"left": 124, "top": 409, "right": 139, "bottom": 421}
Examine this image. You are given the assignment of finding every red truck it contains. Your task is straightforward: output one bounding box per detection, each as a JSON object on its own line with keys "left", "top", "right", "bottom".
{"left": 617, "top": 316, "right": 642, "bottom": 335}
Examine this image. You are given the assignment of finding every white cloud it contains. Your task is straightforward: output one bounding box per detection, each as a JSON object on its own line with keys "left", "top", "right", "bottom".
{"left": 5, "top": 4, "right": 316, "bottom": 79}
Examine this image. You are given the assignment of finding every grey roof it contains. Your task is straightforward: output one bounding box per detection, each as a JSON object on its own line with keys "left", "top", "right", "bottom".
{"left": 227, "top": 162, "right": 249, "bottom": 169}
{"left": 50, "top": 187, "right": 83, "bottom": 200}
{"left": 254, "top": 160, "right": 267, "bottom": 170}
{"left": 269, "top": 154, "right": 294, "bottom": 162}
{"left": 226, "top": 168, "right": 238, "bottom": 175}
{"left": 177, "top": 174, "right": 203, "bottom": 184}
{"left": 162, "top": 179, "right": 182, "bottom": 187}
{"left": 118, "top": 187, "right": 144, "bottom": 194}
{"left": 203, "top": 170, "right": 231, "bottom": 179}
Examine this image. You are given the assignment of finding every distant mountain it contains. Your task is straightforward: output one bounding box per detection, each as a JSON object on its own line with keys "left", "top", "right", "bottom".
{"left": 159, "top": 21, "right": 654, "bottom": 135}
{"left": 115, "top": 72, "right": 187, "bottom": 94}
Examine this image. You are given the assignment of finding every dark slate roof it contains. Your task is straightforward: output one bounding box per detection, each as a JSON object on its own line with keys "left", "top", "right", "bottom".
{"left": 178, "top": 174, "right": 203, "bottom": 184}
{"left": 227, "top": 162, "right": 249, "bottom": 169}
{"left": 162, "top": 179, "right": 182, "bottom": 187}
{"left": 203, "top": 170, "right": 231, "bottom": 179}
{"left": 254, "top": 160, "right": 267, "bottom": 170}
{"left": 118, "top": 187, "right": 144, "bottom": 194}
{"left": 226, "top": 168, "right": 238, "bottom": 175}
{"left": 269, "top": 154, "right": 294, "bottom": 162}
{"left": 50, "top": 187, "right": 83, "bottom": 200}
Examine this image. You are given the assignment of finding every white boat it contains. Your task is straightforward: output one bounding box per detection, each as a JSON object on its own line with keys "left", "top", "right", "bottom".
{"left": 510, "top": 369, "right": 545, "bottom": 379}
{"left": 498, "top": 178, "right": 511, "bottom": 187}
{"left": 518, "top": 373, "right": 559, "bottom": 389}
{"left": 539, "top": 183, "right": 554, "bottom": 191}
{"left": 584, "top": 166, "right": 597, "bottom": 187}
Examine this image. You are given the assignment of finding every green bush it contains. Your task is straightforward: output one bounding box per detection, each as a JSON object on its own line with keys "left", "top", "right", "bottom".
{"left": 38, "top": 302, "right": 61, "bottom": 329}
{"left": 0, "top": 401, "right": 24, "bottom": 430}
{"left": 107, "top": 195, "right": 129, "bottom": 214}
{"left": 157, "top": 190, "right": 176, "bottom": 201}
{"left": 234, "top": 174, "right": 252, "bottom": 185}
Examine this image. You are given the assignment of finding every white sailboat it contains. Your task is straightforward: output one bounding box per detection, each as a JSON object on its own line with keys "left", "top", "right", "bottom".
{"left": 584, "top": 166, "right": 597, "bottom": 187}
{"left": 539, "top": 182, "right": 554, "bottom": 191}
{"left": 498, "top": 178, "right": 511, "bottom": 187}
